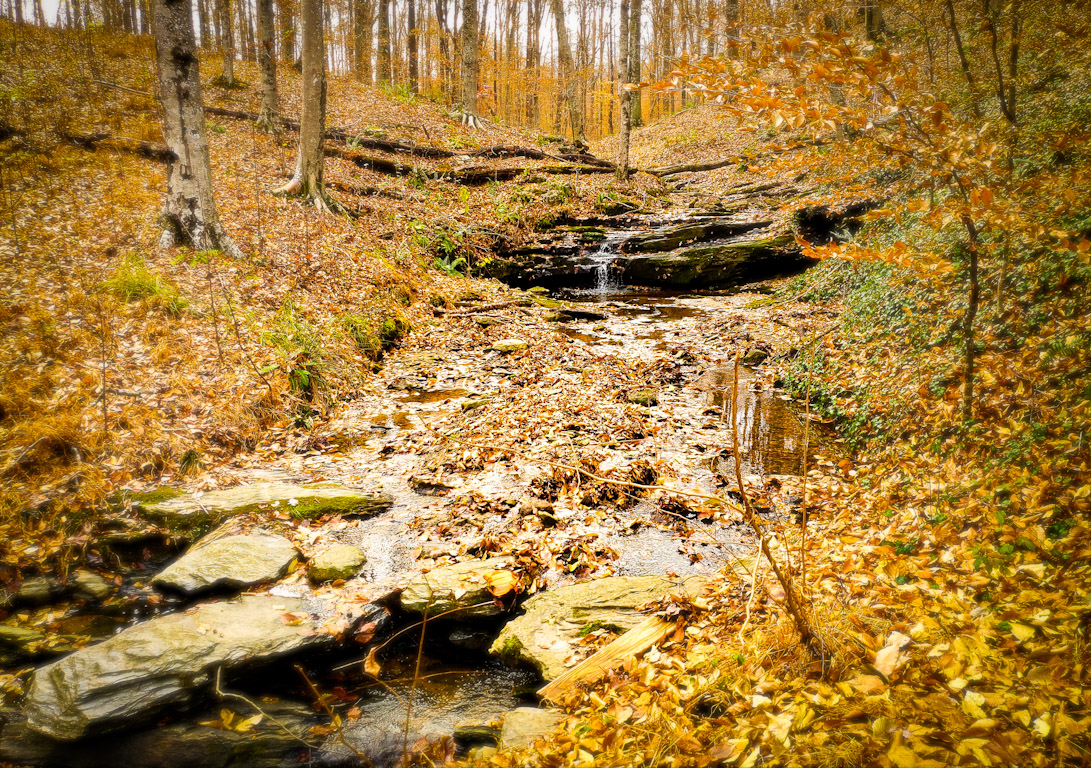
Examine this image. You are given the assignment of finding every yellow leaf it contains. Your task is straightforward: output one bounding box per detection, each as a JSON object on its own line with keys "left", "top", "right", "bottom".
{"left": 485, "top": 569, "right": 517, "bottom": 597}
{"left": 888, "top": 744, "right": 920, "bottom": 768}
{"left": 1009, "top": 622, "right": 1035, "bottom": 642}
{"left": 364, "top": 646, "right": 381, "bottom": 677}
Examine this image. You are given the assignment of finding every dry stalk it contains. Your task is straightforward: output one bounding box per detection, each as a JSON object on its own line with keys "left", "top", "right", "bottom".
{"left": 729, "top": 355, "right": 823, "bottom": 659}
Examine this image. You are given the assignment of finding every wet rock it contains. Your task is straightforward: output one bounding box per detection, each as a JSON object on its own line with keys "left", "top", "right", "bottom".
{"left": 17, "top": 577, "right": 57, "bottom": 605}
{"left": 453, "top": 724, "right": 500, "bottom": 748}
{"left": 401, "top": 557, "right": 517, "bottom": 619}
{"left": 307, "top": 544, "right": 366, "bottom": 583}
{"left": 491, "top": 576, "right": 703, "bottom": 680}
{"left": 491, "top": 339, "right": 528, "bottom": 354}
{"left": 133, "top": 481, "right": 394, "bottom": 531}
{"left": 152, "top": 525, "right": 296, "bottom": 595}
{"left": 461, "top": 397, "right": 490, "bottom": 412}
{"left": 623, "top": 234, "right": 798, "bottom": 289}
{"left": 73, "top": 571, "right": 113, "bottom": 601}
{"left": 24, "top": 594, "right": 331, "bottom": 741}
{"left": 742, "top": 347, "right": 770, "bottom": 366}
{"left": 1, "top": 701, "right": 317, "bottom": 768}
{"left": 0, "top": 625, "right": 47, "bottom": 665}
{"left": 628, "top": 389, "right": 659, "bottom": 407}
{"left": 499, "top": 707, "right": 563, "bottom": 749}
{"left": 621, "top": 218, "right": 770, "bottom": 254}
{"left": 473, "top": 316, "right": 502, "bottom": 327}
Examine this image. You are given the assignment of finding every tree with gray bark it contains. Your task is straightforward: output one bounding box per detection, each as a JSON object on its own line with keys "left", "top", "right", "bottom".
{"left": 274, "top": 0, "right": 342, "bottom": 212}
{"left": 460, "top": 0, "right": 480, "bottom": 126}
{"left": 256, "top": 0, "right": 278, "bottom": 130}
{"left": 151, "top": 0, "right": 241, "bottom": 257}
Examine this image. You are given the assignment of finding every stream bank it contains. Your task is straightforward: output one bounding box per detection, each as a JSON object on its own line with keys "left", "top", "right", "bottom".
{"left": 1, "top": 208, "right": 847, "bottom": 767}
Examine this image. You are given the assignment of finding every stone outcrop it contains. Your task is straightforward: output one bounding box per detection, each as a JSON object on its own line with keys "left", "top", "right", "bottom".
{"left": 491, "top": 575, "right": 703, "bottom": 681}
{"left": 151, "top": 525, "right": 297, "bottom": 595}
{"left": 401, "top": 557, "right": 517, "bottom": 619}
{"left": 24, "top": 594, "right": 331, "bottom": 741}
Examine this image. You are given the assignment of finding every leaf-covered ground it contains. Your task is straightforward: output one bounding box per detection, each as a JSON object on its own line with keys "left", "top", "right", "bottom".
{"left": 2, "top": 20, "right": 1091, "bottom": 768}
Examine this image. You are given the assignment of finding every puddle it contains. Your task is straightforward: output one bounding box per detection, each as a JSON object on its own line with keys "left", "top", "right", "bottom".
{"left": 396, "top": 388, "right": 470, "bottom": 406}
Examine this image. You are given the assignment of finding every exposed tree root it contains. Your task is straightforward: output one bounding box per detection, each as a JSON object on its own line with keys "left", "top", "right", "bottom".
{"left": 59, "top": 130, "right": 176, "bottom": 163}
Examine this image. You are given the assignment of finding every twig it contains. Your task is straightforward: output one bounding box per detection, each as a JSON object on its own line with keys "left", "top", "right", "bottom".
{"left": 213, "top": 667, "right": 313, "bottom": 749}
{"left": 730, "top": 355, "right": 824, "bottom": 659}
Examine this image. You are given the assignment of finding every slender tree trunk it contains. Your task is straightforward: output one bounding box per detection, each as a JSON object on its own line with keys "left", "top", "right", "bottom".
{"left": 460, "top": 0, "right": 479, "bottom": 124}
{"left": 197, "top": 0, "right": 210, "bottom": 41}
{"left": 377, "top": 0, "right": 391, "bottom": 82}
{"left": 218, "top": 0, "right": 237, "bottom": 83}
{"left": 436, "top": 0, "right": 450, "bottom": 96}
{"left": 407, "top": 0, "right": 418, "bottom": 93}
{"left": 275, "top": 0, "right": 336, "bottom": 210}
{"left": 353, "top": 0, "right": 369, "bottom": 79}
{"left": 256, "top": 0, "right": 278, "bottom": 128}
{"left": 279, "top": 0, "right": 294, "bottom": 62}
{"left": 944, "top": 0, "right": 981, "bottom": 119}
{"left": 628, "top": 0, "right": 641, "bottom": 126}
{"left": 525, "top": 0, "right": 541, "bottom": 127}
{"left": 152, "top": 0, "right": 240, "bottom": 256}
{"left": 616, "top": 0, "right": 631, "bottom": 179}
{"left": 549, "top": 0, "right": 583, "bottom": 142}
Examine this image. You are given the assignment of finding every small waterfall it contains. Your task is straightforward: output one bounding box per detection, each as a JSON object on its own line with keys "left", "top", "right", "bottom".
{"left": 587, "top": 232, "right": 629, "bottom": 294}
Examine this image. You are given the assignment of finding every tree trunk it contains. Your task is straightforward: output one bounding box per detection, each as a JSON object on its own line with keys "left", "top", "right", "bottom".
{"left": 863, "top": 0, "right": 882, "bottom": 41}
{"left": 628, "top": 0, "right": 641, "bottom": 126}
{"left": 218, "top": 0, "right": 237, "bottom": 84}
{"left": 436, "top": 0, "right": 450, "bottom": 96}
{"left": 197, "top": 0, "right": 210, "bottom": 43}
{"left": 353, "top": 0, "right": 370, "bottom": 80}
{"left": 407, "top": 0, "right": 418, "bottom": 93}
{"left": 256, "top": 0, "right": 278, "bottom": 128}
{"left": 279, "top": 0, "right": 294, "bottom": 62}
{"left": 525, "top": 0, "right": 542, "bottom": 127}
{"left": 460, "top": 0, "right": 479, "bottom": 125}
{"left": 616, "top": 0, "right": 630, "bottom": 179}
{"left": 549, "top": 0, "right": 583, "bottom": 142}
{"left": 377, "top": 0, "right": 391, "bottom": 82}
{"left": 276, "top": 0, "right": 334, "bottom": 209}
{"left": 151, "top": 0, "right": 240, "bottom": 256}
{"left": 961, "top": 216, "right": 980, "bottom": 422}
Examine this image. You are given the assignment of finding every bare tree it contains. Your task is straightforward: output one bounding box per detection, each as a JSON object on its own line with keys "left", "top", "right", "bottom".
{"left": 151, "top": 0, "right": 241, "bottom": 257}
{"left": 256, "top": 0, "right": 279, "bottom": 129}
{"left": 628, "top": 0, "right": 641, "bottom": 126}
{"left": 460, "top": 0, "right": 480, "bottom": 125}
{"left": 407, "top": 0, "right": 418, "bottom": 93}
{"left": 377, "top": 0, "right": 391, "bottom": 82}
{"left": 549, "top": 0, "right": 584, "bottom": 142}
{"left": 274, "top": 0, "right": 340, "bottom": 211}
{"left": 216, "top": 0, "right": 238, "bottom": 85}
{"left": 616, "top": 0, "right": 631, "bottom": 178}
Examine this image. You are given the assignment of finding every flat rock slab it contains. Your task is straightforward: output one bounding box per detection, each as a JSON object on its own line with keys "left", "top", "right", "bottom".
{"left": 401, "top": 557, "right": 516, "bottom": 619}
{"left": 152, "top": 525, "right": 297, "bottom": 595}
{"left": 24, "top": 594, "right": 331, "bottom": 741}
{"left": 491, "top": 575, "right": 704, "bottom": 681}
{"left": 500, "top": 707, "right": 564, "bottom": 749}
{"left": 134, "top": 482, "right": 394, "bottom": 529}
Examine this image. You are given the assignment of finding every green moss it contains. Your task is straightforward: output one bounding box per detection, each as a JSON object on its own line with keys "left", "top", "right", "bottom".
{"left": 129, "top": 487, "right": 185, "bottom": 505}
{"left": 498, "top": 635, "right": 523, "bottom": 658}
{"left": 285, "top": 494, "right": 394, "bottom": 520}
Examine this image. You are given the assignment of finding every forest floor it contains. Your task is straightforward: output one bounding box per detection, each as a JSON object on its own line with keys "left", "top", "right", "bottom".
{"left": 2, "top": 22, "right": 1091, "bottom": 768}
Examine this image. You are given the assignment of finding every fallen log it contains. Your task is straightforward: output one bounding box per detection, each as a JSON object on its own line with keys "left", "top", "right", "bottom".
{"left": 327, "top": 143, "right": 613, "bottom": 185}
{"left": 648, "top": 139, "right": 828, "bottom": 177}
{"left": 58, "top": 130, "right": 175, "bottom": 162}
{"left": 204, "top": 104, "right": 616, "bottom": 168}
{"left": 537, "top": 616, "right": 674, "bottom": 703}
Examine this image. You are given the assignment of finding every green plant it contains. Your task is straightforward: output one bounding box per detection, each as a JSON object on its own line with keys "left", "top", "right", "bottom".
{"left": 434, "top": 253, "right": 466, "bottom": 276}
{"left": 261, "top": 300, "right": 327, "bottom": 405}
{"left": 380, "top": 82, "right": 418, "bottom": 105}
{"left": 104, "top": 253, "right": 187, "bottom": 316}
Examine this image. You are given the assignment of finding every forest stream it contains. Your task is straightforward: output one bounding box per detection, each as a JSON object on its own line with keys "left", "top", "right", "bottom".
{"left": 2, "top": 213, "right": 839, "bottom": 768}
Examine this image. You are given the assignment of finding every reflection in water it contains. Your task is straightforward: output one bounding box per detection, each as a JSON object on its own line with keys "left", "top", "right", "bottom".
{"left": 707, "top": 382, "right": 817, "bottom": 477}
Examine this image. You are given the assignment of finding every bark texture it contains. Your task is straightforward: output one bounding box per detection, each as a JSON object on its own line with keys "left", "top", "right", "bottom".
{"left": 256, "top": 0, "right": 278, "bottom": 129}
{"left": 275, "top": 0, "right": 333, "bottom": 209}
{"left": 616, "top": 0, "right": 631, "bottom": 179}
{"left": 460, "top": 0, "right": 480, "bottom": 126}
{"left": 152, "top": 0, "right": 239, "bottom": 257}
{"left": 549, "top": 0, "right": 584, "bottom": 142}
